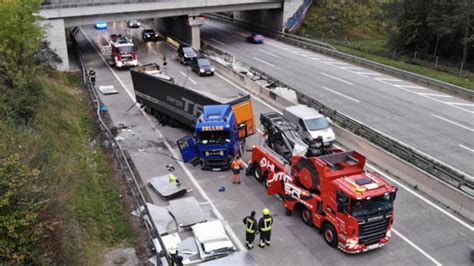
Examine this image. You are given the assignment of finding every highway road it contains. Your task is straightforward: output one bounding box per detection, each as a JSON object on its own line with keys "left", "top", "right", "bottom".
{"left": 74, "top": 22, "right": 474, "bottom": 265}
{"left": 201, "top": 19, "right": 474, "bottom": 179}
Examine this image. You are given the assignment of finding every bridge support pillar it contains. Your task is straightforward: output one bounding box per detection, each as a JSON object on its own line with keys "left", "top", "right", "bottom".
{"left": 188, "top": 16, "right": 204, "bottom": 50}
{"left": 41, "top": 18, "right": 69, "bottom": 71}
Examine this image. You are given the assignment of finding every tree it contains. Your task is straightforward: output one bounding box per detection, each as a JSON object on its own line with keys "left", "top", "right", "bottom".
{"left": 0, "top": 124, "right": 49, "bottom": 264}
{"left": 427, "top": 0, "right": 457, "bottom": 57}
{"left": 0, "top": 0, "right": 47, "bottom": 124}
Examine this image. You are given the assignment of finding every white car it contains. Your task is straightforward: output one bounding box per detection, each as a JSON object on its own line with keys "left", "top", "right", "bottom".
{"left": 283, "top": 104, "right": 336, "bottom": 146}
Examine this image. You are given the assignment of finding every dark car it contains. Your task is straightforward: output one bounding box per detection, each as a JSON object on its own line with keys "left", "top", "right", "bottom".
{"left": 142, "top": 29, "right": 158, "bottom": 41}
{"left": 246, "top": 33, "right": 264, "bottom": 44}
{"left": 176, "top": 45, "right": 197, "bottom": 65}
{"left": 190, "top": 57, "right": 215, "bottom": 76}
{"left": 127, "top": 19, "right": 140, "bottom": 28}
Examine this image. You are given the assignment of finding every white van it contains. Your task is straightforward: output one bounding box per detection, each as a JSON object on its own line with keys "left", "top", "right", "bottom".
{"left": 283, "top": 105, "right": 336, "bottom": 146}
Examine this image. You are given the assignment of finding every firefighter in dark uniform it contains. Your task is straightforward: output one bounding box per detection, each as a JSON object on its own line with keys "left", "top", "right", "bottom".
{"left": 258, "top": 208, "right": 273, "bottom": 248}
{"left": 167, "top": 245, "right": 183, "bottom": 266}
{"left": 88, "top": 67, "right": 96, "bottom": 85}
{"left": 243, "top": 211, "right": 257, "bottom": 249}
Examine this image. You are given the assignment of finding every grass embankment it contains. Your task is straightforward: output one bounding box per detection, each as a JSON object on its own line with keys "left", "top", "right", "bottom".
{"left": 297, "top": 5, "right": 474, "bottom": 90}
{"left": 3, "top": 72, "right": 135, "bottom": 264}
{"left": 333, "top": 41, "right": 474, "bottom": 90}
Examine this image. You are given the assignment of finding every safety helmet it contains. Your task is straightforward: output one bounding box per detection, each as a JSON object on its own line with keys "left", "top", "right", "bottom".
{"left": 169, "top": 244, "right": 178, "bottom": 254}
{"left": 262, "top": 208, "right": 270, "bottom": 215}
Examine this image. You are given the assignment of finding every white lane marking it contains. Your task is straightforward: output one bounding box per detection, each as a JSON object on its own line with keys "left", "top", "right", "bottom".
{"left": 366, "top": 163, "right": 474, "bottom": 231}
{"left": 179, "top": 71, "right": 197, "bottom": 85}
{"left": 446, "top": 102, "right": 474, "bottom": 107}
{"left": 375, "top": 78, "right": 402, "bottom": 82}
{"left": 393, "top": 84, "right": 426, "bottom": 90}
{"left": 322, "top": 86, "right": 360, "bottom": 103}
{"left": 376, "top": 79, "right": 474, "bottom": 114}
{"left": 419, "top": 93, "right": 453, "bottom": 98}
{"left": 238, "top": 33, "right": 248, "bottom": 37}
{"left": 258, "top": 49, "right": 279, "bottom": 58}
{"left": 320, "top": 72, "right": 353, "bottom": 85}
{"left": 340, "top": 67, "right": 365, "bottom": 70}
{"left": 432, "top": 114, "right": 474, "bottom": 132}
{"left": 253, "top": 56, "right": 275, "bottom": 67}
{"left": 392, "top": 229, "right": 442, "bottom": 266}
{"left": 328, "top": 62, "right": 350, "bottom": 66}
{"left": 459, "top": 144, "right": 474, "bottom": 153}
{"left": 79, "top": 27, "right": 247, "bottom": 252}
{"left": 210, "top": 38, "right": 225, "bottom": 45}
{"left": 354, "top": 72, "right": 382, "bottom": 76}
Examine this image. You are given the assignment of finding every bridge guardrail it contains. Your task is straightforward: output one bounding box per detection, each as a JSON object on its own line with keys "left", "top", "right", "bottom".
{"left": 70, "top": 27, "right": 168, "bottom": 265}
{"left": 204, "top": 13, "right": 474, "bottom": 100}
{"left": 201, "top": 40, "right": 474, "bottom": 198}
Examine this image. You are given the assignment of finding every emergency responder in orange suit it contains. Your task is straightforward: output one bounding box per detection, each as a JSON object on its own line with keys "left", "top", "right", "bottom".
{"left": 243, "top": 211, "right": 257, "bottom": 249}
{"left": 259, "top": 208, "right": 273, "bottom": 248}
{"left": 231, "top": 155, "right": 245, "bottom": 184}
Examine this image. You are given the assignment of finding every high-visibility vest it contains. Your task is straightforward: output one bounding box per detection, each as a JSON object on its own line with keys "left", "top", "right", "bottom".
{"left": 245, "top": 218, "right": 255, "bottom": 233}
{"left": 232, "top": 159, "right": 243, "bottom": 170}
{"left": 260, "top": 217, "right": 272, "bottom": 232}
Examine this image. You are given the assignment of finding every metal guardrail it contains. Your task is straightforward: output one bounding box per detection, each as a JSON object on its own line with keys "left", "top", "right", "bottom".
{"left": 205, "top": 13, "right": 474, "bottom": 100}
{"left": 201, "top": 40, "right": 474, "bottom": 198}
{"left": 70, "top": 28, "right": 168, "bottom": 265}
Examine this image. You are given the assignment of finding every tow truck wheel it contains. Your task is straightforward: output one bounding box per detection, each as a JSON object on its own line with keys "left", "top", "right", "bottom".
{"left": 322, "top": 223, "right": 338, "bottom": 248}
{"left": 254, "top": 167, "right": 264, "bottom": 182}
{"left": 301, "top": 208, "right": 313, "bottom": 226}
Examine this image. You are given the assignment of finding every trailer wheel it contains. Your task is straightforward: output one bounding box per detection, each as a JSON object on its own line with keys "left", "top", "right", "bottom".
{"left": 322, "top": 223, "right": 338, "bottom": 248}
{"left": 301, "top": 208, "right": 313, "bottom": 226}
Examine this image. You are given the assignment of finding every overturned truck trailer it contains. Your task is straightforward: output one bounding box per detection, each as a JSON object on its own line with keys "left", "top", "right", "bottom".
{"left": 131, "top": 63, "right": 255, "bottom": 133}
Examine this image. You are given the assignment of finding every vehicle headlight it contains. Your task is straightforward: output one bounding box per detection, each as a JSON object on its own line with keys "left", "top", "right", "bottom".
{"left": 199, "top": 68, "right": 205, "bottom": 73}
{"left": 219, "top": 151, "right": 224, "bottom": 156}
{"left": 346, "top": 238, "right": 358, "bottom": 248}
{"left": 210, "top": 67, "right": 215, "bottom": 72}
{"left": 386, "top": 229, "right": 392, "bottom": 238}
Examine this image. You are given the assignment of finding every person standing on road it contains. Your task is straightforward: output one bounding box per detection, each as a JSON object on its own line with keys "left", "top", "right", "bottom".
{"left": 162, "top": 54, "right": 168, "bottom": 70}
{"left": 231, "top": 155, "right": 245, "bottom": 184}
{"left": 243, "top": 211, "right": 258, "bottom": 249}
{"left": 167, "top": 244, "right": 183, "bottom": 266}
{"left": 258, "top": 208, "right": 273, "bottom": 248}
{"left": 88, "top": 67, "right": 96, "bottom": 85}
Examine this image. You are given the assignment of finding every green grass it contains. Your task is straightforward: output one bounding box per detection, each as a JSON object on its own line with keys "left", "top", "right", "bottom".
{"left": 30, "top": 72, "right": 135, "bottom": 264}
{"left": 333, "top": 44, "right": 474, "bottom": 90}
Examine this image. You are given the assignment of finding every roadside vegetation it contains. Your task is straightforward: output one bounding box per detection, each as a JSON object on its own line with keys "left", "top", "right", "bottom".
{"left": 0, "top": 0, "right": 136, "bottom": 264}
{"left": 297, "top": 0, "right": 474, "bottom": 90}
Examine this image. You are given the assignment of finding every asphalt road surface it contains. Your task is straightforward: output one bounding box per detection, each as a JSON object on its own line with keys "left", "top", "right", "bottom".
{"left": 201, "top": 19, "right": 474, "bottom": 179}
{"left": 74, "top": 21, "right": 474, "bottom": 265}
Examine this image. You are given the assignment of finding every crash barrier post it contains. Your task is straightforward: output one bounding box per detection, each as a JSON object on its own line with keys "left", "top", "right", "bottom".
{"left": 70, "top": 27, "right": 168, "bottom": 265}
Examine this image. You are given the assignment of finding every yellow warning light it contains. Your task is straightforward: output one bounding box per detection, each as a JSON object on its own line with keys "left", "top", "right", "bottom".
{"left": 355, "top": 186, "right": 367, "bottom": 193}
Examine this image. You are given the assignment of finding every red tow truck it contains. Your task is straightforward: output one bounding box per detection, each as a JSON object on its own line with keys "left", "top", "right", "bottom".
{"left": 109, "top": 34, "right": 138, "bottom": 68}
{"left": 246, "top": 112, "right": 397, "bottom": 253}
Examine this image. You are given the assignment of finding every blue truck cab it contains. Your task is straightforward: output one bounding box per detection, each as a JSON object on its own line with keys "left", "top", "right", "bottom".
{"left": 178, "top": 105, "right": 241, "bottom": 170}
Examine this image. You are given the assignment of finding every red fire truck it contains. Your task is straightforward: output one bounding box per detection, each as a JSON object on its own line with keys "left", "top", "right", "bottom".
{"left": 109, "top": 34, "right": 138, "bottom": 69}
{"left": 246, "top": 112, "right": 397, "bottom": 253}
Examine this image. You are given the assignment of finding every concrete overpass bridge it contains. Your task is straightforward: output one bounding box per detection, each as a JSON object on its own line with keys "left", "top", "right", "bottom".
{"left": 39, "top": 0, "right": 306, "bottom": 70}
